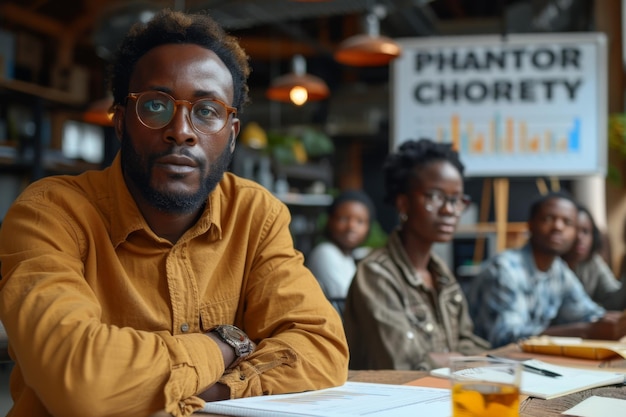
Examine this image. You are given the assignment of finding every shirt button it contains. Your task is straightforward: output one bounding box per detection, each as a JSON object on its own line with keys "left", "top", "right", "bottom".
{"left": 424, "top": 323, "right": 434, "bottom": 333}
{"left": 453, "top": 293, "right": 463, "bottom": 303}
{"left": 180, "top": 323, "right": 190, "bottom": 333}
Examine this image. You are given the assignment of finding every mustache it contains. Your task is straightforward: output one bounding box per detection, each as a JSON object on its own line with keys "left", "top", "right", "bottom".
{"left": 150, "top": 147, "right": 202, "bottom": 166}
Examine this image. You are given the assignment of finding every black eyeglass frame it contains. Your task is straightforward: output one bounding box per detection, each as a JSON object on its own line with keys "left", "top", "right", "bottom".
{"left": 420, "top": 189, "right": 471, "bottom": 215}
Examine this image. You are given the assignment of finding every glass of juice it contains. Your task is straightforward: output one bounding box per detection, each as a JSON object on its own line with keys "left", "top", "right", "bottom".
{"left": 450, "top": 356, "right": 521, "bottom": 417}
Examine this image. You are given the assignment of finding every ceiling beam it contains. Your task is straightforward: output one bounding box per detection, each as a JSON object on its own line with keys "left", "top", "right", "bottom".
{"left": 0, "top": 3, "right": 67, "bottom": 38}
{"left": 0, "top": 2, "right": 112, "bottom": 68}
{"left": 238, "top": 36, "right": 323, "bottom": 61}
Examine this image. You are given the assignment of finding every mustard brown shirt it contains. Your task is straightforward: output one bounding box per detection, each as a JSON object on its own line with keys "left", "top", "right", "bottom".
{"left": 0, "top": 155, "right": 348, "bottom": 417}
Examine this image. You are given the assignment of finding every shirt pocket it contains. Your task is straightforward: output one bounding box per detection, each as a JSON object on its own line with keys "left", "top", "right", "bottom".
{"left": 442, "top": 290, "right": 465, "bottom": 341}
{"left": 405, "top": 298, "right": 437, "bottom": 337}
{"left": 443, "top": 291, "right": 464, "bottom": 318}
{"left": 199, "top": 297, "right": 240, "bottom": 332}
{"left": 403, "top": 300, "right": 439, "bottom": 370}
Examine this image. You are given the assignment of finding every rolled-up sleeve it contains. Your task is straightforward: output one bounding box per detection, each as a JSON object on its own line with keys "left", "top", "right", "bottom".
{"left": 0, "top": 196, "right": 221, "bottom": 417}
{"left": 468, "top": 250, "right": 606, "bottom": 348}
{"left": 0, "top": 170, "right": 348, "bottom": 417}
{"left": 217, "top": 201, "right": 349, "bottom": 398}
{"left": 468, "top": 262, "right": 542, "bottom": 348}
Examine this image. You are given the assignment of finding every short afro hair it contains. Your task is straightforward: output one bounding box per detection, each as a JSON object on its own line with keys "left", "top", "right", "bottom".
{"left": 108, "top": 9, "right": 251, "bottom": 113}
{"left": 528, "top": 191, "right": 578, "bottom": 222}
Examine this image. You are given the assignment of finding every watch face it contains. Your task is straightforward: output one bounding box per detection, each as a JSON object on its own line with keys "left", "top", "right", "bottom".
{"left": 213, "top": 325, "right": 256, "bottom": 369}
{"left": 223, "top": 325, "right": 246, "bottom": 342}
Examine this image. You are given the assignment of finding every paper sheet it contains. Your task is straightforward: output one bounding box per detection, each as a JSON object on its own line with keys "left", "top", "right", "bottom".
{"left": 562, "top": 395, "right": 626, "bottom": 416}
{"left": 200, "top": 382, "right": 452, "bottom": 417}
{"left": 431, "top": 360, "right": 626, "bottom": 400}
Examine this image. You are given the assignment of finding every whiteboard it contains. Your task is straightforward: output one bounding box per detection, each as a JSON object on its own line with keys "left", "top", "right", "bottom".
{"left": 390, "top": 33, "right": 607, "bottom": 178}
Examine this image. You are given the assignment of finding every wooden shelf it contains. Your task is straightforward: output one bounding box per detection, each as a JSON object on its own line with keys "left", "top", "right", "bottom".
{"left": 276, "top": 192, "right": 333, "bottom": 207}
{"left": 277, "top": 162, "right": 333, "bottom": 188}
{"left": 0, "top": 145, "right": 100, "bottom": 176}
{"left": 456, "top": 221, "right": 529, "bottom": 264}
{"left": 456, "top": 222, "right": 528, "bottom": 235}
{"left": 0, "top": 77, "right": 85, "bottom": 105}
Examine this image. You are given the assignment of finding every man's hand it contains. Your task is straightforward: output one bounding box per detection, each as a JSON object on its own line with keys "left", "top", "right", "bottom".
{"left": 198, "top": 382, "right": 230, "bottom": 402}
{"left": 194, "top": 332, "right": 235, "bottom": 403}
{"left": 541, "top": 322, "right": 593, "bottom": 338}
{"left": 588, "top": 310, "right": 626, "bottom": 340}
{"left": 598, "top": 310, "right": 626, "bottom": 323}
{"left": 206, "top": 331, "right": 237, "bottom": 369}
{"left": 542, "top": 311, "right": 626, "bottom": 340}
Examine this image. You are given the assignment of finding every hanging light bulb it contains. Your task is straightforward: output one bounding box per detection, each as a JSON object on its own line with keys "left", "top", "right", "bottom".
{"left": 266, "top": 54, "right": 330, "bottom": 105}
{"left": 289, "top": 86, "right": 309, "bottom": 106}
{"left": 334, "top": 12, "right": 401, "bottom": 67}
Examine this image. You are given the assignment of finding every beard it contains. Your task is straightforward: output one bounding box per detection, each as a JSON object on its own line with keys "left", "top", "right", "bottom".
{"left": 530, "top": 235, "right": 569, "bottom": 256}
{"left": 120, "top": 129, "right": 233, "bottom": 214}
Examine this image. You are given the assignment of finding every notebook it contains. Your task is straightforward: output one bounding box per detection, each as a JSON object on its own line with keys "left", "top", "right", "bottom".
{"left": 430, "top": 359, "right": 625, "bottom": 400}
{"left": 519, "top": 336, "right": 626, "bottom": 360}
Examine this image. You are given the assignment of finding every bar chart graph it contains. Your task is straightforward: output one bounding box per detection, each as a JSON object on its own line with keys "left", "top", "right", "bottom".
{"left": 431, "top": 113, "right": 581, "bottom": 156}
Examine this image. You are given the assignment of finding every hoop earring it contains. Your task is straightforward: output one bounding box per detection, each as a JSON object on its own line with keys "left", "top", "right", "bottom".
{"left": 399, "top": 213, "right": 408, "bottom": 222}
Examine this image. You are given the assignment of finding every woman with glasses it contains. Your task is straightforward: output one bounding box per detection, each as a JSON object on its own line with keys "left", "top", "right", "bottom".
{"left": 343, "top": 138, "right": 489, "bottom": 371}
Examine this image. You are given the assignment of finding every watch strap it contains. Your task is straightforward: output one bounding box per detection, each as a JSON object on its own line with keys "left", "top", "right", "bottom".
{"left": 210, "top": 324, "right": 255, "bottom": 369}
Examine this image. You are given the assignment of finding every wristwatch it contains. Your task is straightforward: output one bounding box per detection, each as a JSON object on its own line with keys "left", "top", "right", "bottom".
{"left": 210, "top": 324, "right": 255, "bottom": 369}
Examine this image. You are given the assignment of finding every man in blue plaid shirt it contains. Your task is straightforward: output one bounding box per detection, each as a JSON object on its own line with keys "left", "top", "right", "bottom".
{"left": 467, "top": 191, "right": 605, "bottom": 348}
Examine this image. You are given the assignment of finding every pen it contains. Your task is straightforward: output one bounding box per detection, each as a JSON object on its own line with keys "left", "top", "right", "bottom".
{"left": 486, "top": 355, "right": 562, "bottom": 378}
{"left": 521, "top": 364, "right": 562, "bottom": 378}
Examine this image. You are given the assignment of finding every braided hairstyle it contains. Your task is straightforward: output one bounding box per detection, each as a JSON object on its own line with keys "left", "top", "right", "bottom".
{"left": 383, "top": 138, "right": 464, "bottom": 206}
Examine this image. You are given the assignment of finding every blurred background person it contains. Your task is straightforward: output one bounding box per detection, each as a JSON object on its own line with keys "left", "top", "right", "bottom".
{"left": 468, "top": 192, "right": 607, "bottom": 348}
{"left": 306, "top": 190, "right": 375, "bottom": 317}
{"left": 562, "top": 203, "right": 626, "bottom": 310}
{"left": 343, "top": 139, "right": 489, "bottom": 371}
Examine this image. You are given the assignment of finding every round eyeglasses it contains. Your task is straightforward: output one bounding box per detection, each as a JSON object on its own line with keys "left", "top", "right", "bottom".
{"left": 422, "top": 190, "right": 471, "bottom": 215}
{"left": 126, "top": 91, "right": 237, "bottom": 134}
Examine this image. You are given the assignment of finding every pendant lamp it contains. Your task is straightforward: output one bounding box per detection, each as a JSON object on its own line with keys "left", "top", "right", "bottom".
{"left": 334, "top": 13, "right": 401, "bottom": 67}
{"left": 83, "top": 94, "right": 115, "bottom": 126}
{"left": 266, "top": 54, "right": 330, "bottom": 106}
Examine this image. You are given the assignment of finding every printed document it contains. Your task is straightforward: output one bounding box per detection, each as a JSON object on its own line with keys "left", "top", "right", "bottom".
{"left": 200, "top": 381, "right": 451, "bottom": 417}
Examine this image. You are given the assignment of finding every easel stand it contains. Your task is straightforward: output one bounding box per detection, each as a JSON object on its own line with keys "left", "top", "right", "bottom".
{"left": 472, "top": 177, "right": 558, "bottom": 264}
{"left": 494, "top": 178, "right": 510, "bottom": 253}
{"left": 473, "top": 178, "right": 509, "bottom": 264}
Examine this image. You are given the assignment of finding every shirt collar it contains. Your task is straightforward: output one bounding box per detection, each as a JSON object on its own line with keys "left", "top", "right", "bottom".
{"left": 388, "top": 228, "right": 454, "bottom": 286}
{"left": 107, "top": 153, "right": 221, "bottom": 247}
{"left": 520, "top": 242, "right": 560, "bottom": 276}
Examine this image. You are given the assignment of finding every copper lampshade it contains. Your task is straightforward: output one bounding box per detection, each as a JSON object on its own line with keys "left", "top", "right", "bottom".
{"left": 83, "top": 95, "right": 115, "bottom": 126}
{"left": 266, "top": 54, "right": 330, "bottom": 105}
{"left": 334, "top": 13, "right": 401, "bottom": 67}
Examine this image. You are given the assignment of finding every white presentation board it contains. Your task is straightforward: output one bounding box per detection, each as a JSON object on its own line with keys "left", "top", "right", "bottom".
{"left": 391, "top": 33, "right": 607, "bottom": 177}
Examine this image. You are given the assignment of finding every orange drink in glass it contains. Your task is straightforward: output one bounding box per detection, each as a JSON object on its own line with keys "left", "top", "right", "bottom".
{"left": 450, "top": 357, "right": 521, "bottom": 417}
